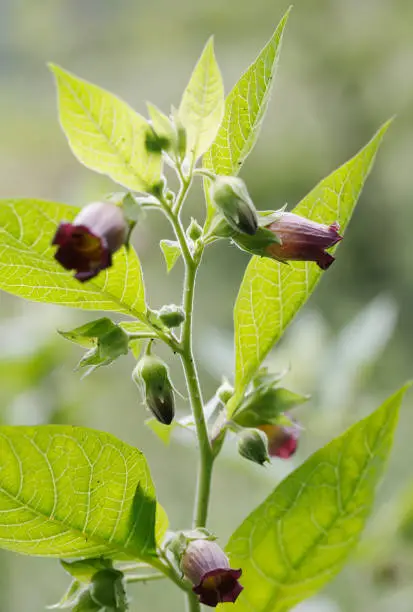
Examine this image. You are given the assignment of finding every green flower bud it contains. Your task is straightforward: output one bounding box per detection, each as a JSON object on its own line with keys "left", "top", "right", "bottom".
{"left": 237, "top": 428, "right": 270, "bottom": 466}
{"left": 157, "top": 304, "right": 185, "bottom": 328}
{"left": 210, "top": 176, "right": 258, "bottom": 236}
{"left": 187, "top": 218, "right": 203, "bottom": 241}
{"left": 216, "top": 379, "right": 234, "bottom": 405}
{"left": 90, "top": 569, "right": 127, "bottom": 610}
{"left": 133, "top": 354, "right": 175, "bottom": 425}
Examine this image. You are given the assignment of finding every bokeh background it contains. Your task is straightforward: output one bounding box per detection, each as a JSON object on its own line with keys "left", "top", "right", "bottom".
{"left": 1, "top": 0, "right": 413, "bottom": 610}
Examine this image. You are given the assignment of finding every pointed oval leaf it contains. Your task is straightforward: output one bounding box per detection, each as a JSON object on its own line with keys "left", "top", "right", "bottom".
{"left": 0, "top": 199, "right": 146, "bottom": 316}
{"left": 178, "top": 38, "right": 224, "bottom": 164}
{"left": 203, "top": 9, "right": 290, "bottom": 178}
{"left": 0, "top": 425, "right": 160, "bottom": 559}
{"left": 225, "top": 385, "right": 409, "bottom": 612}
{"left": 50, "top": 65, "right": 162, "bottom": 192}
{"left": 160, "top": 239, "right": 181, "bottom": 273}
{"left": 231, "top": 121, "right": 391, "bottom": 409}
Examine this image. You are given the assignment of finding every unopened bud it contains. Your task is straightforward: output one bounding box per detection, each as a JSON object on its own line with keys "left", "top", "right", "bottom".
{"left": 158, "top": 304, "right": 185, "bottom": 328}
{"left": 237, "top": 428, "right": 270, "bottom": 466}
{"left": 216, "top": 379, "right": 234, "bottom": 405}
{"left": 210, "top": 176, "right": 258, "bottom": 236}
{"left": 90, "top": 569, "right": 126, "bottom": 610}
{"left": 187, "top": 218, "right": 203, "bottom": 241}
{"left": 133, "top": 354, "right": 175, "bottom": 425}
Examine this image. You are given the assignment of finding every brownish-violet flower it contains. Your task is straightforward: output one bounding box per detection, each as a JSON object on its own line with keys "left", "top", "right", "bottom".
{"left": 181, "top": 540, "right": 243, "bottom": 607}
{"left": 265, "top": 212, "right": 342, "bottom": 270}
{"left": 258, "top": 421, "right": 300, "bottom": 459}
{"left": 52, "top": 201, "right": 128, "bottom": 282}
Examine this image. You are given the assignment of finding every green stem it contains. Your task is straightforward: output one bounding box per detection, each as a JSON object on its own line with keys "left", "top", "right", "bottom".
{"left": 125, "top": 572, "right": 166, "bottom": 584}
{"left": 181, "top": 256, "right": 213, "bottom": 528}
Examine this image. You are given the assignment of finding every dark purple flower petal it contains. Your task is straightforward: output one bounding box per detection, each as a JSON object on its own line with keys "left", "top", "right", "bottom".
{"left": 52, "top": 202, "right": 127, "bottom": 282}
{"left": 193, "top": 568, "right": 243, "bottom": 607}
{"left": 265, "top": 212, "right": 342, "bottom": 269}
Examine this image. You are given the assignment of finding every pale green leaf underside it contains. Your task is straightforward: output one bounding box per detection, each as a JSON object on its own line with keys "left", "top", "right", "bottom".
{"left": 50, "top": 64, "right": 162, "bottom": 192}
{"left": 0, "top": 199, "right": 146, "bottom": 316}
{"left": 0, "top": 425, "right": 158, "bottom": 559}
{"left": 203, "top": 8, "right": 290, "bottom": 179}
{"left": 232, "top": 121, "right": 391, "bottom": 404}
{"left": 225, "top": 385, "right": 408, "bottom": 612}
{"left": 179, "top": 37, "right": 224, "bottom": 163}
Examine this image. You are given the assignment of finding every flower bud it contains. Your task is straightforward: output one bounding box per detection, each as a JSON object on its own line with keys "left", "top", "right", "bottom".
{"left": 157, "top": 304, "right": 185, "bottom": 328}
{"left": 187, "top": 218, "right": 203, "bottom": 241}
{"left": 258, "top": 421, "right": 300, "bottom": 459}
{"left": 216, "top": 379, "right": 234, "bottom": 405}
{"left": 181, "top": 540, "right": 243, "bottom": 607}
{"left": 90, "top": 569, "right": 126, "bottom": 610}
{"left": 237, "top": 428, "right": 270, "bottom": 466}
{"left": 210, "top": 176, "right": 258, "bottom": 236}
{"left": 265, "top": 212, "right": 342, "bottom": 270}
{"left": 133, "top": 354, "right": 175, "bottom": 425}
{"left": 52, "top": 202, "right": 128, "bottom": 282}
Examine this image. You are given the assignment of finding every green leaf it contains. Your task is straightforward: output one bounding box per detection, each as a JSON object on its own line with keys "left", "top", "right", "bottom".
{"left": 50, "top": 64, "right": 162, "bottom": 192}
{"left": 234, "top": 388, "right": 309, "bottom": 428}
{"left": 160, "top": 239, "right": 181, "bottom": 273}
{"left": 61, "top": 558, "right": 113, "bottom": 583}
{"left": 225, "top": 384, "right": 409, "bottom": 612}
{"left": 60, "top": 318, "right": 130, "bottom": 375}
{"left": 202, "top": 9, "right": 290, "bottom": 223}
{"left": 0, "top": 199, "right": 146, "bottom": 316}
{"left": 178, "top": 38, "right": 224, "bottom": 164}
{"left": 231, "top": 121, "right": 391, "bottom": 410}
{"left": 0, "top": 425, "right": 158, "bottom": 559}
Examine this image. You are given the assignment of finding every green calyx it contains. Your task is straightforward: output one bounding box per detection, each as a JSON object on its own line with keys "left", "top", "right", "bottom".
{"left": 210, "top": 176, "right": 258, "bottom": 236}
{"left": 133, "top": 353, "right": 175, "bottom": 425}
{"left": 237, "top": 428, "right": 270, "bottom": 466}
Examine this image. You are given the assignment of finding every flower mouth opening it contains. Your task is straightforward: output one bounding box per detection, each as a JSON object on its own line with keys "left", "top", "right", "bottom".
{"left": 193, "top": 568, "right": 243, "bottom": 607}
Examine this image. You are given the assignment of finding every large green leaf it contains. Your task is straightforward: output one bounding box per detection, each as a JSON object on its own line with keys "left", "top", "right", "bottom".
{"left": 0, "top": 199, "right": 146, "bottom": 316}
{"left": 0, "top": 425, "right": 159, "bottom": 558}
{"left": 232, "top": 122, "right": 391, "bottom": 407}
{"left": 203, "top": 9, "right": 290, "bottom": 182}
{"left": 225, "top": 385, "right": 409, "bottom": 612}
{"left": 178, "top": 37, "right": 224, "bottom": 164}
{"left": 50, "top": 65, "right": 162, "bottom": 192}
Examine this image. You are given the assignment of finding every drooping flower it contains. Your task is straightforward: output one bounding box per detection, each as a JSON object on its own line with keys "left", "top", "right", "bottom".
{"left": 265, "top": 212, "right": 342, "bottom": 270}
{"left": 258, "top": 421, "right": 300, "bottom": 459}
{"left": 52, "top": 201, "right": 128, "bottom": 282}
{"left": 181, "top": 540, "right": 243, "bottom": 607}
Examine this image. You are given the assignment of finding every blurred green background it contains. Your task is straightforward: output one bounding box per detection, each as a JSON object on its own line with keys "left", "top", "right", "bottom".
{"left": 1, "top": 0, "right": 413, "bottom": 610}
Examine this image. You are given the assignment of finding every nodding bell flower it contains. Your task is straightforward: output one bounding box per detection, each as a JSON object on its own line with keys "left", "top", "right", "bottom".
{"left": 210, "top": 176, "right": 258, "bottom": 236}
{"left": 132, "top": 353, "right": 175, "bottom": 425}
{"left": 258, "top": 421, "right": 300, "bottom": 459}
{"left": 181, "top": 540, "right": 243, "bottom": 608}
{"left": 52, "top": 202, "right": 128, "bottom": 282}
{"left": 265, "top": 212, "right": 342, "bottom": 270}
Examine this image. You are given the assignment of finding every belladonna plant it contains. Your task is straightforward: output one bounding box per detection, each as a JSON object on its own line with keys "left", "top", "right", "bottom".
{"left": 0, "top": 8, "right": 409, "bottom": 612}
